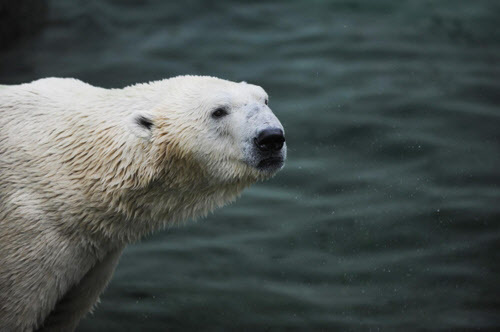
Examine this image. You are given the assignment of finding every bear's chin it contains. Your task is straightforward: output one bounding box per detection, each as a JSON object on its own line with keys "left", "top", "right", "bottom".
{"left": 257, "top": 156, "right": 284, "bottom": 171}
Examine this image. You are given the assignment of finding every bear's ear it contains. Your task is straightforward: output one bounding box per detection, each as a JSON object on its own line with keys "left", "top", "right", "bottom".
{"left": 136, "top": 115, "right": 153, "bottom": 130}
{"left": 129, "top": 113, "right": 154, "bottom": 139}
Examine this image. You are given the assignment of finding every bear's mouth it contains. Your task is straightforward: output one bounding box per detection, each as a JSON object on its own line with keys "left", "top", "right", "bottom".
{"left": 257, "top": 156, "right": 284, "bottom": 170}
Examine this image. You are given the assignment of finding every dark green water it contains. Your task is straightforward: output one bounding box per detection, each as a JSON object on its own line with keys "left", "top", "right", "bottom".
{"left": 1, "top": 0, "right": 499, "bottom": 330}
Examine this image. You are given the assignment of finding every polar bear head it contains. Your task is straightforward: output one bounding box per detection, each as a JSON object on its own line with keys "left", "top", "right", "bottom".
{"left": 131, "top": 76, "right": 286, "bottom": 188}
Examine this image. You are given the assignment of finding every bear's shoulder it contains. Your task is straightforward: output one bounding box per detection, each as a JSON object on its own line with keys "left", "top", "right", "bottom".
{"left": 29, "top": 77, "right": 90, "bottom": 88}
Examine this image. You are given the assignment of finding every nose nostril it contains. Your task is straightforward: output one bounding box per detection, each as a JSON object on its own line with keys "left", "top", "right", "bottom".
{"left": 255, "top": 128, "right": 285, "bottom": 152}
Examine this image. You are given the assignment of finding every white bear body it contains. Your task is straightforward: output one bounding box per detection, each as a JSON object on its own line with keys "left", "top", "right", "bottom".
{"left": 0, "top": 77, "right": 286, "bottom": 331}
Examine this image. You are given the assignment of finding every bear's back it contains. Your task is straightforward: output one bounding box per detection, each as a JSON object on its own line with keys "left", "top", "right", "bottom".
{"left": 1, "top": 78, "right": 105, "bottom": 137}
{"left": 0, "top": 78, "right": 101, "bottom": 120}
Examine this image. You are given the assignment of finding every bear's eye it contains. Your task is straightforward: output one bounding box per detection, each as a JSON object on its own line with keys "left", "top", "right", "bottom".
{"left": 264, "top": 99, "right": 268, "bottom": 105}
{"left": 212, "top": 108, "right": 228, "bottom": 119}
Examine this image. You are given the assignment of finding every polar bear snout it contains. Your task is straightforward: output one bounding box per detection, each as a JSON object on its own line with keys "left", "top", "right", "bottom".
{"left": 252, "top": 127, "right": 286, "bottom": 172}
{"left": 254, "top": 128, "right": 285, "bottom": 152}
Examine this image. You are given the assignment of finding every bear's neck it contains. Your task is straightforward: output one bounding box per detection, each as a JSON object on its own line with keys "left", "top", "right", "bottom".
{"left": 76, "top": 161, "right": 254, "bottom": 246}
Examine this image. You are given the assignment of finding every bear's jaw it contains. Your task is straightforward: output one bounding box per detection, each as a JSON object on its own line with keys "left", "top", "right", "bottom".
{"left": 87, "top": 175, "right": 252, "bottom": 244}
{"left": 71, "top": 144, "right": 259, "bottom": 244}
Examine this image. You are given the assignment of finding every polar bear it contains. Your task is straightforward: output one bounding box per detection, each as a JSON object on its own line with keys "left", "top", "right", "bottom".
{"left": 0, "top": 76, "right": 286, "bottom": 331}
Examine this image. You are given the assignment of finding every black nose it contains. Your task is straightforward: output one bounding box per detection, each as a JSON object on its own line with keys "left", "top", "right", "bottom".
{"left": 254, "top": 128, "right": 285, "bottom": 152}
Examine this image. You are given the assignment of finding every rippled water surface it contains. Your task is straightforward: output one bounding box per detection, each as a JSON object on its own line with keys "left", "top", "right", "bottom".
{"left": 1, "top": 0, "right": 499, "bottom": 330}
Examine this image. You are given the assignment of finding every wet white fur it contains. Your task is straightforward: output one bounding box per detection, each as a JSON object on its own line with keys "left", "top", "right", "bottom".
{"left": 0, "top": 76, "right": 285, "bottom": 331}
